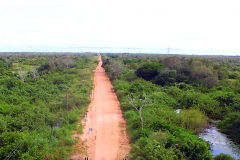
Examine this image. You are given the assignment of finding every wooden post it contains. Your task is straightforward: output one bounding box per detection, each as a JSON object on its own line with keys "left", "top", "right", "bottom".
{"left": 65, "top": 86, "right": 69, "bottom": 111}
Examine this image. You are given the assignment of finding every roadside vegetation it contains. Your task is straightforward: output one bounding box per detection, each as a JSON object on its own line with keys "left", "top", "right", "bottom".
{"left": 102, "top": 53, "right": 240, "bottom": 160}
{"left": 0, "top": 53, "right": 98, "bottom": 159}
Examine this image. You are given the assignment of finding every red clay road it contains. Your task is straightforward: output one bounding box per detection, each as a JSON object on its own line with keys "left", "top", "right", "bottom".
{"left": 70, "top": 55, "right": 130, "bottom": 160}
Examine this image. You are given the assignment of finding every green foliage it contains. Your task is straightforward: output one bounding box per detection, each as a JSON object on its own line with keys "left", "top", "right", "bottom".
{"left": 136, "top": 62, "right": 162, "bottom": 81}
{"left": 121, "top": 71, "right": 138, "bottom": 82}
{"left": 172, "top": 131, "right": 212, "bottom": 160}
{"left": 0, "top": 132, "right": 25, "bottom": 159}
{"left": 0, "top": 53, "right": 97, "bottom": 159}
{"left": 129, "top": 130, "right": 212, "bottom": 160}
{"left": 218, "top": 112, "right": 240, "bottom": 144}
{"left": 148, "top": 91, "right": 177, "bottom": 108}
{"left": 129, "top": 134, "right": 178, "bottom": 160}
{"left": 102, "top": 53, "right": 240, "bottom": 159}
{"left": 116, "top": 89, "right": 126, "bottom": 100}
{"left": 177, "top": 90, "right": 201, "bottom": 109}
{"left": 154, "top": 68, "right": 177, "bottom": 86}
{"left": 0, "top": 59, "right": 8, "bottom": 69}
{"left": 113, "top": 80, "right": 131, "bottom": 92}
{"left": 108, "top": 77, "right": 212, "bottom": 159}
{"left": 214, "top": 153, "right": 234, "bottom": 160}
{"left": 176, "top": 109, "right": 209, "bottom": 133}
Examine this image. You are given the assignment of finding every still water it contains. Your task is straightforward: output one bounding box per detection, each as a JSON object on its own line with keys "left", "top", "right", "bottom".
{"left": 199, "top": 126, "right": 240, "bottom": 159}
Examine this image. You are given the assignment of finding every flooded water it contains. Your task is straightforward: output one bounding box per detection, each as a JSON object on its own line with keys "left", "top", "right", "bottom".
{"left": 199, "top": 126, "right": 240, "bottom": 159}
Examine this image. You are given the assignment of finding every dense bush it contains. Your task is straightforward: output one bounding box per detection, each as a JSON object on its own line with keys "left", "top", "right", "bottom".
{"left": 136, "top": 62, "right": 162, "bottom": 81}
{"left": 102, "top": 53, "right": 240, "bottom": 159}
{"left": 0, "top": 53, "right": 98, "bottom": 159}
{"left": 214, "top": 153, "right": 234, "bottom": 160}
{"left": 217, "top": 112, "right": 240, "bottom": 144}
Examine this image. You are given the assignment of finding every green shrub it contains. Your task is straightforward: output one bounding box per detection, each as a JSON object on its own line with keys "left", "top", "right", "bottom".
{"left": 116, "top": 89, "right": 126, "bottom": 100}
{"left": 214, "top": 153, "right": 234, "bottom": 160}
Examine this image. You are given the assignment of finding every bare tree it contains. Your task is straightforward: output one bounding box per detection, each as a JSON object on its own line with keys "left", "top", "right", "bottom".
{"left": 18, "top": 67, "right": 26, "bottom": 82}
{"left": 193, "top": 66, "right": 212, "bottom": 80}
{"left": 204, "top": 77, "right": 219, "bottom": 88}
{"left": 109, "top": 61, "right": 125, "bottom": 79}
{"left": 61, "top": 58, "right": 74, "bottom": 68}
{"left": 49, "top": 58, "right": 57, "bottom": 69}
{"left": 17, "top": 62, "right": 26, "bottom": 82}
{"left": 29, "top": 68, "right": 38, "bottom": 80}
{"left": 128, "top": 93, "right": 149, "bottom": 130}
{"left": 164, "top": 56, "right": 180, "bottom": 70}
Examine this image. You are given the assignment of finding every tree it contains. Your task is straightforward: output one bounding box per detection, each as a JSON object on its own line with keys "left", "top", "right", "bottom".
{"left": 214, "top": 153, "right": 234, "bottom": 160}
{"left": 153, "top": 68, "right": 177, "bottom": 86}
{"left": 204, "top": 77, "right": 219, "bottom": 88}
{"left": 128, "top": 93, "right": 149, "bottom": 129}
{"left": 177, "top": 109, "right": 209, "bottom": 133}
{"left": 218, "top": 112, "right": 240, "bottom": 143}
{"left": 217, "top": 67, "right": 228, "bottom": 80}
{"left": 61, "top": 58, "right": 75, "bottom": 68}
{"left": 172, "top": 131, "right": 212, "bottom": 160}
{"left": 29, "top": 68, "right": 38, "bottom": 80}
{"left": 129, "top": 133, "right": 178, "bottom": 160}
{"left": 109, "top": 60, "right": 125, "bottom": 79}
{"left": 136, "top": 62, "right": 162, "bottom": 81}
{"left": 18, "top": 66, "right": 26, "bottom": 82}
{"left": 192, "top": 66, "right": 212, "bottom": 80}
{"left": 164, "top": 56, "right": 180, "bottom": 70}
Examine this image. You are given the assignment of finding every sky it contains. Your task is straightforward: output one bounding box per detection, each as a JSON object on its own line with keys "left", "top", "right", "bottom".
{"left": 0, "top": 0, "right": 240, "bottom": 55}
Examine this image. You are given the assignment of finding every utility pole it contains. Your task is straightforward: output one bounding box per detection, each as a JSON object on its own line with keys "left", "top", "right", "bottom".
{"left": 65, "top": 86, "right": 70, "bottom": 111}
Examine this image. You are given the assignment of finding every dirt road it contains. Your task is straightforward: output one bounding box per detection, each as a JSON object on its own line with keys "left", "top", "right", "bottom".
{"left": 70, "top": 55, "right": 130, "bottom": 160}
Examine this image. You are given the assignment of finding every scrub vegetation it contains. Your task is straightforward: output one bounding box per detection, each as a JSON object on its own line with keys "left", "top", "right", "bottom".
{"left": 0, "top": 53, "right": 98, "bottom": 159}
{"left": 102, "top": 53, "right": 240, "bottom": 160}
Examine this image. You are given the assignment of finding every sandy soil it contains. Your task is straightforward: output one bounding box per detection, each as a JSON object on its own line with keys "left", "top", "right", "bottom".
{"left": 70, "top": 55, "right": 130, "bottom": 160}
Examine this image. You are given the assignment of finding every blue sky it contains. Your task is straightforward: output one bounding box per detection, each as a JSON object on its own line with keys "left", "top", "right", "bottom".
{"left": 0, "top": 0, "right": 240, "bottom": 55}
